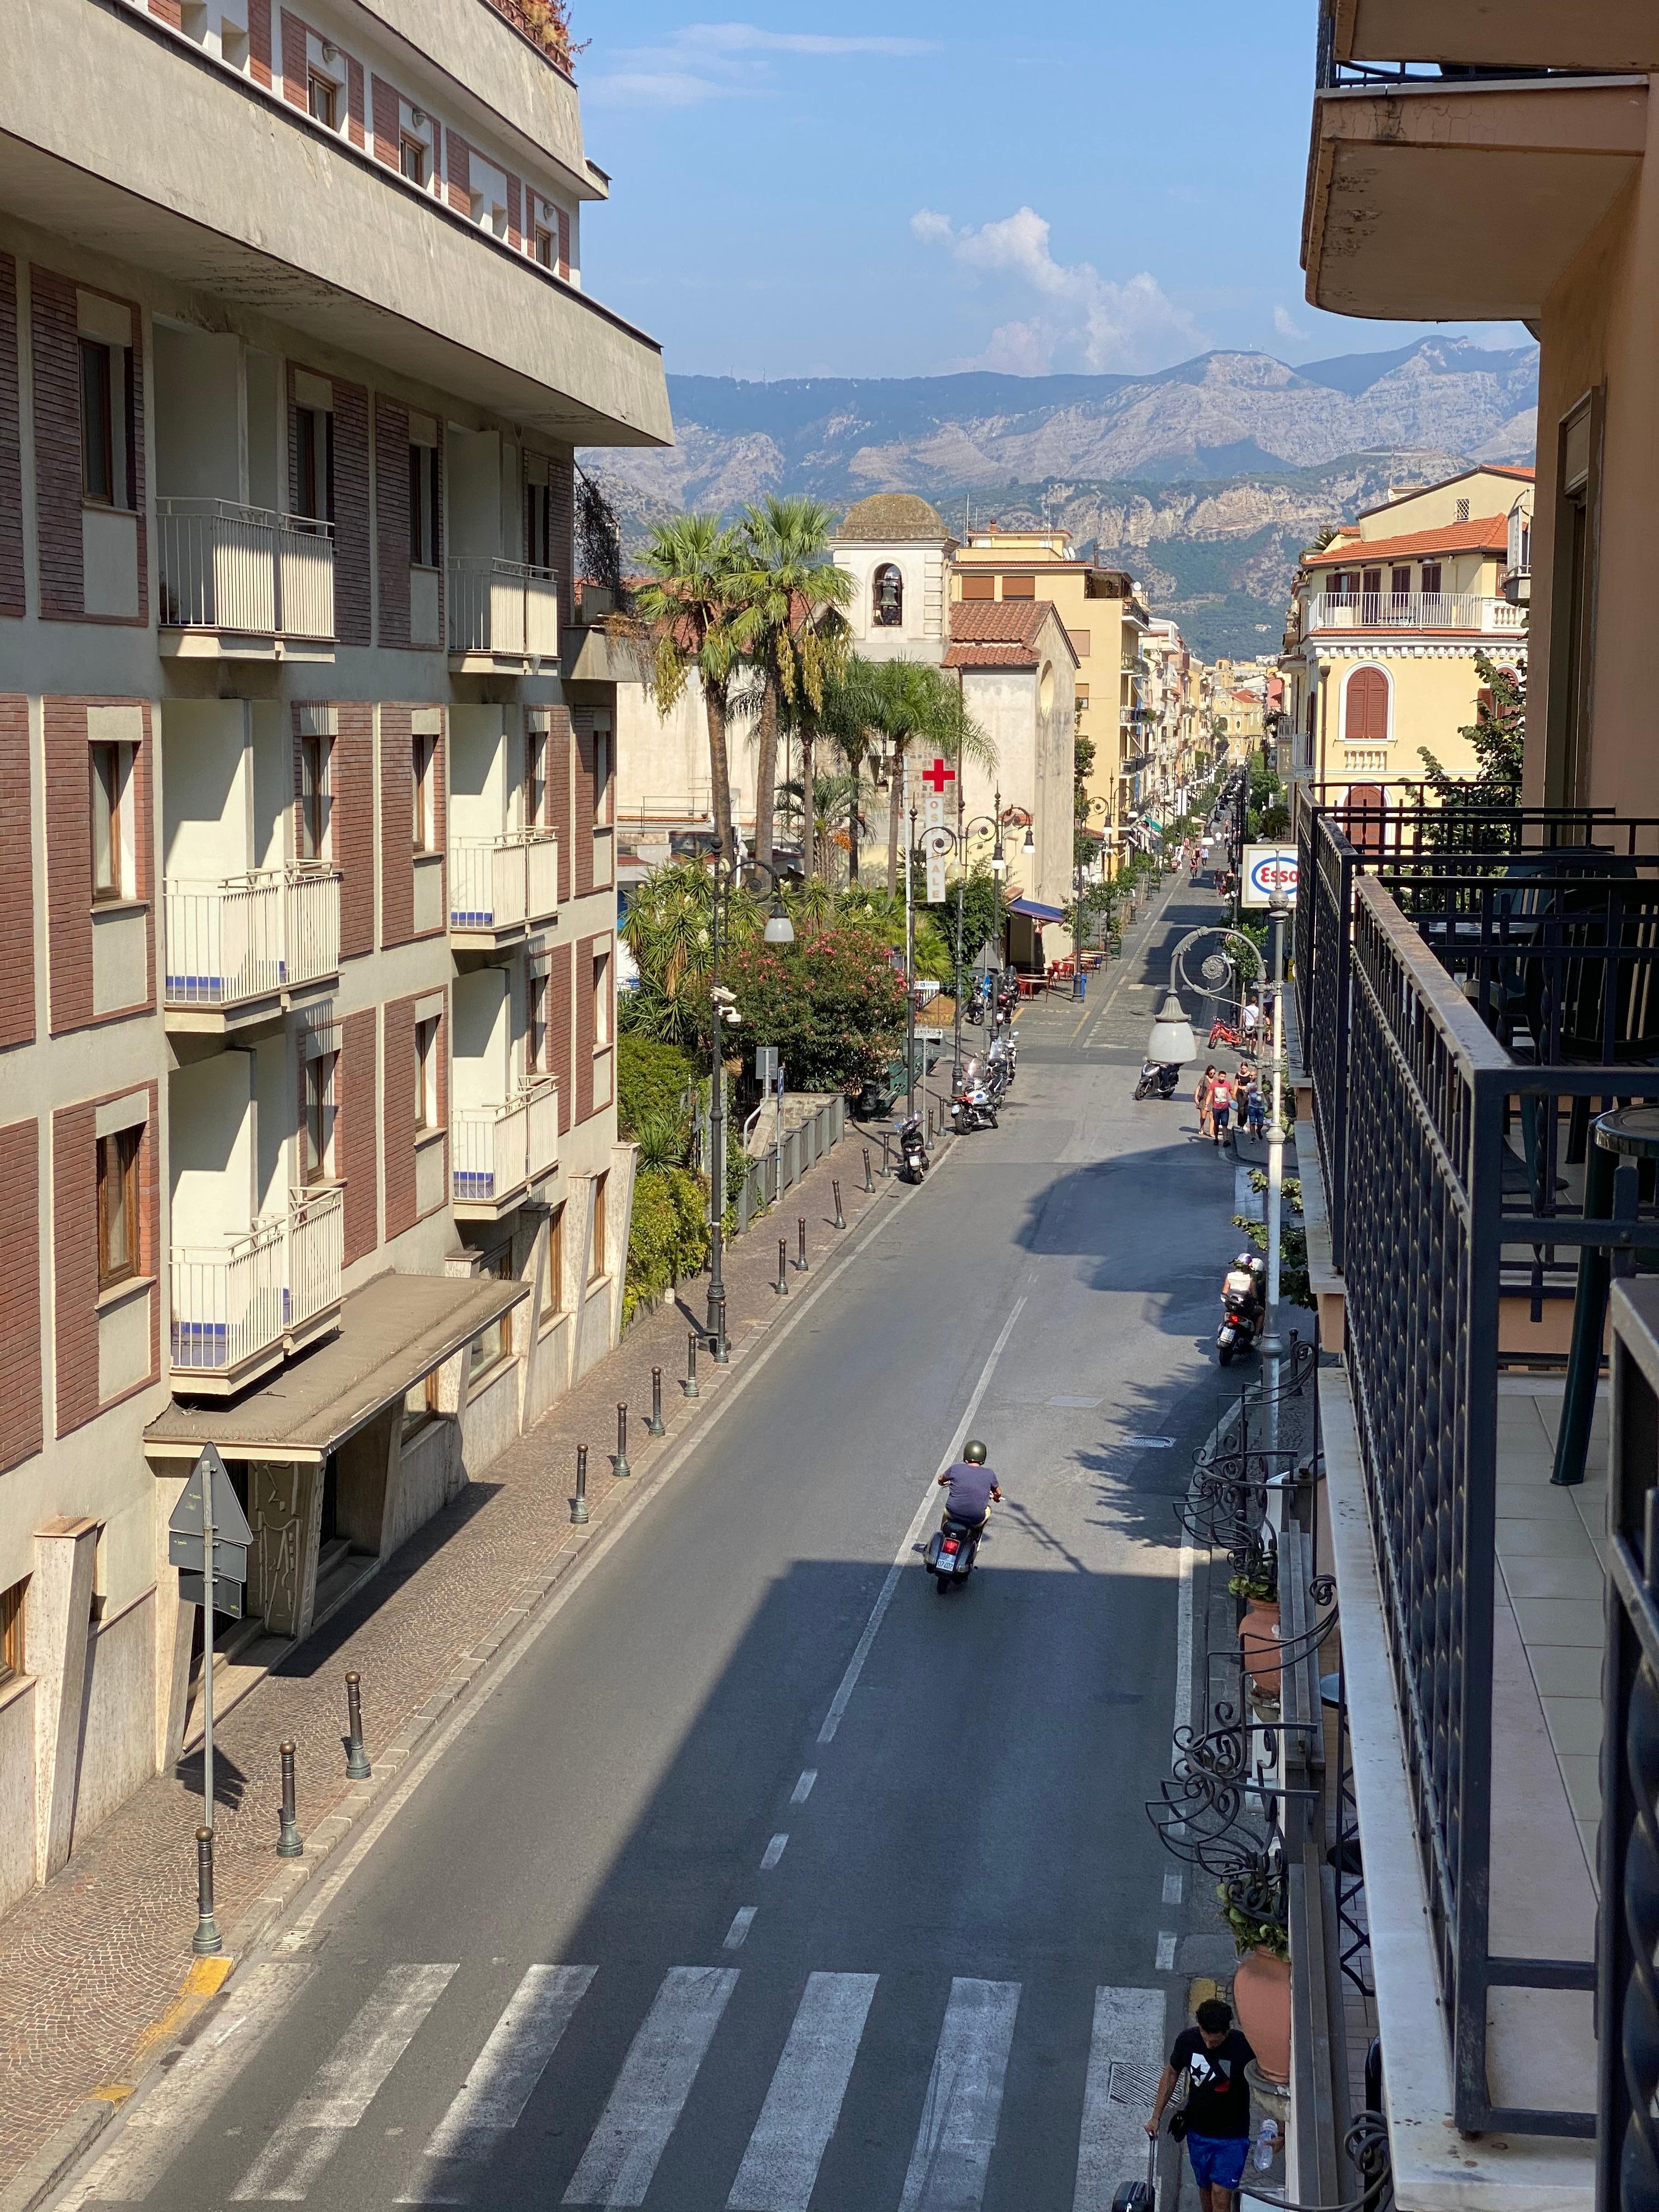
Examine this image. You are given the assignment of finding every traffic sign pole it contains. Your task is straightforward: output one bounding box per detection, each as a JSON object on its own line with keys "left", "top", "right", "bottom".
{"left": 201, "top": 1467, "right": 214, "bottom": 1833}
{"left": 169, "top": 1446, "right": 252, "bottom": 1842}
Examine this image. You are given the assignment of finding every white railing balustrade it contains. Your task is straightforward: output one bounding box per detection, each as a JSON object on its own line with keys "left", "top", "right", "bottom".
{"left": 450, "top": 838, "right": 528, "bottom": 932}
{"left": 447, "top": 558, "right": 558, "bottom": 659}
{"left": 523, "top": 1076, "right": 558, "bottom": 1180}
{"left": 1305, "top": 591, "right": 1526, "bottom": 635}
{"left": 164, "top": 867, "right": 341, "bottom": 1009}
{"left": 157, "top": 498, "right": 335, "bottom": 641}
{"left": 452, "top": 1100, "right": 530, "bottom": 1206}
{"left": 284, "top": 863, "right": 340, "bottom": 988}
{"left": 168, "top": 1186, "right": 341, "bottom": 1377}
{"left": 526, "top": 831, "right": 559, "bottom": 919}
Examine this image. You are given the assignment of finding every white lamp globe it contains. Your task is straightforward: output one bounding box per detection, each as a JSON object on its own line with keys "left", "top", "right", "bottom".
{"left": 1147, "top": 992, "right": 1197, "bottom": 1065}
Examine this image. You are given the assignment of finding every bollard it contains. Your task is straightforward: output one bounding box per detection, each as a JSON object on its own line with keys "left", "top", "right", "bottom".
{"left": 343, "top": 1671, "right": 371, "bottom": 1780}
{"left": 647, "top": 1365, "right": 666, "bottom": 1436}
{"left": 613, "top": 1402, "right": 632, "bottom": 1480}
{"left": 862, "top": 1147, "right": 873, "bottom": 1193}
{"left": 776, "top": 1237, "right": 789, "bottom": 1295}
{"left": 832, "top": 1180, "right": 845, "bottom": 1229}
{"left": 797, "top": 1216, "right": 809, "bottom": 1273}
{"left": 571, "top": 1443, "right": 590, "bottom": 1525}
{"left": 881, "top": 1132, "right": 893, "bottom": 1177}
{"left": 685, "top": 1330, "right": 700, "bottom": 1400}
{"left": 276, "top": 1740, "right": 303, "bottom": 1859}
{"left": 193, "top": 1826, "right": 223, "bottom": 1955}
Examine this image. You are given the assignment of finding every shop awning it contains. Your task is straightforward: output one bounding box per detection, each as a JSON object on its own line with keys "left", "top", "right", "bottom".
{"left": 1008, "top": 898, "right": 1066, "bottom": 922}
{"left": 144, "top": 1270, "right": 530, "bottom": 1464}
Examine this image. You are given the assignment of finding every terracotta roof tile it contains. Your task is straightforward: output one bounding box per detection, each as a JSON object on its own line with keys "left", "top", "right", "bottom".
{"left": 949, "top": 599, "right": 1052, "bottom": 646}
{"left": 1306, "top": 515, "right": 1510, "bottom": 567}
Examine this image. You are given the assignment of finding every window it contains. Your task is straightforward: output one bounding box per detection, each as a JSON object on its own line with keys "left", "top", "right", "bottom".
{"left": 960, "top": 572, "right": 995, "bottom": 601}
{"left": 307, "top": 71, "right": 337, "bottom": 127}
{"left": 1454, "top": 496, "right": 1470, "bottom": 523}
{"left": 1076, "top": 683, "right": 1090, "bottom": 705}
{"left": 1549, "top": 391, "right": 1602, "bottom": 808}
{"left": 399, "top": 136, "right": 426, "bottom": 185}
{"left": 534, "top": 225, "right": 554, "bottom": 268}
{"left": 294, "top": 405, "right": 333, "bottom": 527}
{"left": 524, "top": 724, "right": 547, "bottom": 828}
{"left": 97, "top": 1126, "right": 140, "bottom": 1290}
{"left": 1361, "top": 568, "right": 1381, "bottom": 597}
{"left": 80, "top": 337, "right": 114, "bottom": 504}
{"left": 221, "top": 18, "right": 249, "bottom": 69}
{"left": 528, "top": 969, "right": 549, "bottom": 1073}
{"left": 872, "top": 563, "right": 903, "bottom": 628}
{"left": 1002, "top": 574, "right": 1035, "bottom": 600}
{"left": 415, "top": 1015, "right": 439, "bottom": 1132}
{"left": 541, "top": 1203, "right": 564, "bottom": 1318}
{"left": 470, "top": 1242, "right": 514, "bottom": 1375}
{"left": 402, "top": 1369, "right": 439, "bottom": 1434}
{"left": 589, "top": 1172, "right": 607, "bottom": 1282}
{"left": 1420, "top": 561, "right": 1442, "bottom": 597}
{"left": 0, "top": 1578, "right": 25, "bottom": 1687}
{"left": 1391, "top": 566, "right": 1412, "bottom": 598}
{"left": 299, "top": 734, "right": 330, "bottom": 860}
{"left": 303, "top": 1051, "right": 336, "bottom": 1184}
{"left": 526, "top": 480, "right": 552, "bottom": 571}
{"left": 413, "top": 733, "right": 437, "bottom": 853}
{"left": 89, "top": 742, "right": 129, "bottom": 901}
{"left": 409, "top": 442, "right": 439, "bottom": 567}
{"left": 593, "top": 730, "right": 612, "bottom": 827}
{"left": 1344, "top": 667, "right": 1389, "bottom": 751}
{"left": 593, "top": 948, "right": 611, "bottom": 1049}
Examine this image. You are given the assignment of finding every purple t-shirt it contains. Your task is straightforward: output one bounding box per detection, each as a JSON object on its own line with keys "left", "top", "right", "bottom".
{"left": 941, "top": 1461, "right": 997, "bottom": 1523}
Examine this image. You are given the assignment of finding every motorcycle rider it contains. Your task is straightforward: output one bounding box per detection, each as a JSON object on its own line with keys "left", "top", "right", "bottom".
{"left": 1223, "top": 1250, "right": 1267, "bottom": 1326}
{"left": 936, "top": 1438, "right": 1001, "bottom": 1537}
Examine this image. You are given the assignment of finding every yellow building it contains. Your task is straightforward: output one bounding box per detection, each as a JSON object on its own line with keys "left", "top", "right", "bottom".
{"left": 949, "top": 527, "right": 1149, "bottom": 857}
{"left": 1277, "top": 469, "right": 1531, "bottom": 793}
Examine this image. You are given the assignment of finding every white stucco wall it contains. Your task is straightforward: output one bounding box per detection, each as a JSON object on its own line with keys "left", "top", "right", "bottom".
{"left": 833, "top": 540, "right": 950, "bottom": 661}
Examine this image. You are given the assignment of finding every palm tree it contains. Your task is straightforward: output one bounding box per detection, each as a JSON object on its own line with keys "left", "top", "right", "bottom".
{"left": 629, "top": 515, "right": 748, "bottom": 864}
{"left": 820, "top": 659, "right": 889, "bottom": 884}
{"left": 827, "top": 659, "right": 997, "bottom": 892}
{"left": 732, "top": 498, "right": 853, "bottom": 871}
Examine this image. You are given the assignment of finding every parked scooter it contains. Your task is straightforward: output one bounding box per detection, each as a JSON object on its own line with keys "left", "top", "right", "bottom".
{"left": 1134, "top": 1059, "right": 1182, "bottom": 1101}
{"left": 923, "top": 1512, "right": 984, "bottom": 1592}
{"left": 898, "top": 1114, "right": 929, "bottom": 1182}
{"left": 966, "top": 980, "right": 990, "bottom": 1026}
{"left": 1217, "top": 1250, "right": 1267, "bottom": 1365}
{"left": 950, "top": 1082, "right": 998, "bottom": 1133}
{"left": 1208, "top": 1016, "right": 1246, "bottom": 1051}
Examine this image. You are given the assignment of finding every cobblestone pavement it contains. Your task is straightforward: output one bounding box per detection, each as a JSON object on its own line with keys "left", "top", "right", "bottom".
{"left": 0, "top": 1122, "right": 923, "bottom": 2193}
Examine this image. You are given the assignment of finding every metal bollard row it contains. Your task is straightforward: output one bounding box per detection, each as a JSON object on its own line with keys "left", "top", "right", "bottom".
{"left": 571, "top": 1442, "right": 590, "bottom": 1525}
{"left": 647, "top": 1365, "right": 667, "bottom": 1436}
{"left": 344, "top": 1671, "right": 370, "bottom": 1781}
{"left": 276, "top": 1739, "right": 303, "bottom": 1859}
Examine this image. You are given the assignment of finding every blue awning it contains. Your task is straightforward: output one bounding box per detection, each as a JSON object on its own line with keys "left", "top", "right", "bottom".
{"left": 1008, "top": 898, "right": 1065, "bottom": 922}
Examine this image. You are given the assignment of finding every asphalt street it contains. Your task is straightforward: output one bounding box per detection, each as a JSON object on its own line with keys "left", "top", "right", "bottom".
{"left": 57, "top": 883, "right": 1252, "bottom": 2212}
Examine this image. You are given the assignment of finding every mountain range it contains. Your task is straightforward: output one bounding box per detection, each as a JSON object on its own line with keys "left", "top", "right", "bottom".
{"left": 582, "top": 337, "right": 1539, "bottom": 662}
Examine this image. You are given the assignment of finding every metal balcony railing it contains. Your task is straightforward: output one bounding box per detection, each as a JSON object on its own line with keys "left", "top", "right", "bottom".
{"left": 169, "top": 1185, "right": 342, "bottom": 1376}
{"left": 447, "top": 557, "right": 559, "bottom": 658}
{"left": 448, "top": 832, "right": 559, "bottom": 932}
{"left": 156, "top": 498, "right": 336, "bottom": 641}
{"left": 1304, "top": 590, "right": 1526, "bottom": 635}
{"left": 163, "top": 863, "right": 341, "bottom": 1009}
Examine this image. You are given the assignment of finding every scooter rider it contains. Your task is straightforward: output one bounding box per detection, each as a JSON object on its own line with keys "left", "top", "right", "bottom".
{"left": 1223, "top": 1250, "right": 1267, "bottom": 1321}
{"left": 937, "top": 1438, "right": 1001, "bottom": 1536}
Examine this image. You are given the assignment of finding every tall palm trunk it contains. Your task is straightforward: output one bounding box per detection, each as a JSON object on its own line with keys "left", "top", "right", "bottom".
{"left": 886, "top": 759, "right": 905, "bottom": 894}
{"left": 800, "top": 725, "right": 816, "bottom": 879}
{"left": 754, "top": 668, "right": 780, "bottom": 868}
{"left": 847, "top": 760, "right": 861, "bottom": 883}
{"left": 705, "top": 683, "right": 735, "bottom": 862}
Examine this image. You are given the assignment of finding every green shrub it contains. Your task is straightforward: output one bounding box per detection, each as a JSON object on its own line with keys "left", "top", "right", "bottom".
{"left": 618, "top": 1034, "right": 697, "bottom": 1141}
{"left": 624, "top": 1164, "right": 708, "bottom": 1321}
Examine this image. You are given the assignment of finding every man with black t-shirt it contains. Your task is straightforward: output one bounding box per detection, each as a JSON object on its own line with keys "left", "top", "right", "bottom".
{"left": 1146, "top": 1995, "right": 1256, "bottom": 2211}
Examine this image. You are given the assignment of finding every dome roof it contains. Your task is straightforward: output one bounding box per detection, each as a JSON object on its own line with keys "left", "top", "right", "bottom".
{"left": 832, "top": 493, "right": 952, "bottom": 544}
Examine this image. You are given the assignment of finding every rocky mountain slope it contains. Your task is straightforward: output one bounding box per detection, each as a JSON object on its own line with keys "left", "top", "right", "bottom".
{"left": 584, "top": 338, "right": 1537, "bottom": 660}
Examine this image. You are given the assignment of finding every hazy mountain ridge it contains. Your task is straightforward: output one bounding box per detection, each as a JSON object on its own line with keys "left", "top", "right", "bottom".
{"left": 583, "top": 338, "right": 1538, "bottom": 659}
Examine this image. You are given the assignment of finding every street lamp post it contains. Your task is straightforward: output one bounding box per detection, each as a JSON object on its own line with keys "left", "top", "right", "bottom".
{"left": 1261, "top": 889, "right": 1290, "bottom": 1427}
{"left": 705, "top": 857, "right": 793, "bottom": 1362}
{"left": 930, "top": 811, "right": 1005, "bottom": 1077}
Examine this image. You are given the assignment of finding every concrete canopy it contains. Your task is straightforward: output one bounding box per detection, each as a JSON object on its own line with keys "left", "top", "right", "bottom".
{"left": 1337, "top": 0, "right": 1659, "bottom": 72}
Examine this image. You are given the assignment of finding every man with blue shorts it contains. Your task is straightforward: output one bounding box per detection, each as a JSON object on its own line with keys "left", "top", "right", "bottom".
{"left": 1147, "top": 1996, "right": 1256, "bottom": 2212}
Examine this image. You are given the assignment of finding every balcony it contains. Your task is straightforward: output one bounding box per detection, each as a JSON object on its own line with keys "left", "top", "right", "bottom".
{"left": 157, "top": 499, "right": 335, "bottom": 658}
{"left": 448, "top": 832, "right": 558, "bottom": 946}
{"left": 452, "top": 1079, "right": 559, "bottom": 1220}
{"left": 447, "top": 558, "right": 560, "bottom": 672}
{"left": 1304, "top": 589, "right": 1526, "bottom": 636}
{"left": 169, "top": 1184, "right": 343, "bottom": 1393}
{"left": 163, "top": 864, "right": 340, "bottom": 1029}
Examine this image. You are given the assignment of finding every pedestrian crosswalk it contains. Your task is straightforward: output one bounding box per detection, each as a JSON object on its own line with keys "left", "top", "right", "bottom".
{"left": 208, "top": 1965, "right": 1167, "bottom": 2212}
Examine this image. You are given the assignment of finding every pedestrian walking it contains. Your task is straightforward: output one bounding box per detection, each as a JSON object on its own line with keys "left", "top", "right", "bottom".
{"left": 1194, "top": 1064, "right": 1217, "bottom": 1142}
{"left": 1209, "top": 1069, "right": 1235, "bottom": 1153}
{"left": 1147, "top": 1995, "right": 1257, "bottom": 2212}
{"left": 1245, "top": 1079, "right": 1267, "bottom": 1142}
{"left": 1241, "top": 994, "right": 1262, "bottom": 1046}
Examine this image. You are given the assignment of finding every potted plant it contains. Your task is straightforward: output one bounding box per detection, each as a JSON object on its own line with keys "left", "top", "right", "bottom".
{"left": 1229, "top": 1555, "right": 1281, "bottom": 1697}
{"left": 1218, "top": 1875, "right": 1291, "bottom": 2086}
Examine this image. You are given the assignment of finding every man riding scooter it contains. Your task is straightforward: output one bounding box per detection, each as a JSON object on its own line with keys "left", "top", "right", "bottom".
{"left": 926, "top": 1440, "right": 1001, "bottom": 1592}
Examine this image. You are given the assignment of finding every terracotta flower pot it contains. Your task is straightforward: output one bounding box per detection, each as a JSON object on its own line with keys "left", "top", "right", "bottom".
{"left": 1240, "top": 1598, "right": 1282, "bottom": 1696}
{"left": 1233, "top": 1944, "right": 1291, "bottom": 2085}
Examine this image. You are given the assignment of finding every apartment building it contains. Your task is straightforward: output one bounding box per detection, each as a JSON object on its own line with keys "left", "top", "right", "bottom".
{"left": 1278, "top": 469, "right": 1532, "bottom": 790}
{"left": 0, "top": 0, "right": 671, "bottom": 1914}
{"left": 1278, "top": 9, "right": 1659, "bottom": 2212}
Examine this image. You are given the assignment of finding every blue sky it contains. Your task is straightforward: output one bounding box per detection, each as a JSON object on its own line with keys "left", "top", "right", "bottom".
{"left": 577, "top": 6, "right": 1532, "bottom": 380}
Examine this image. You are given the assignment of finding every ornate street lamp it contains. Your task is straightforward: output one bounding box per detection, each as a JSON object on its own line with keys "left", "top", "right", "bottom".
{"left": 705, "top": 856, "right": 792, "bottom": 1362}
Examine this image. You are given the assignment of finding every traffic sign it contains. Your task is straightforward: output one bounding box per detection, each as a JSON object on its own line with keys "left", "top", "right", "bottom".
{"left": 168, "top": 1443, "right": 253, "bottom": 1548}
{"left": 178, "top": 1571, "right": 244, "bottom": 1620}
{"left": 1242, "top": 845, "right": 1299, "bottom": 908}
{"left": 755, "top": 1046, "right": 778, "bottom": 1085}
{"left": 168, "top": 1531, "right": 250, "bottom": 1579}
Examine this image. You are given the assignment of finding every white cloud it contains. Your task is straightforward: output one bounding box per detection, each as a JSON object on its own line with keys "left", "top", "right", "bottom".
{"left": 688, "top": 21, "right": 936, "bottom": 55}
{"left": 911, "top": 204, "right": 1206, "bottom": 375}
{"left": 1273, "top": 304, "right": 1310, "bottom": 342}
{"left": 588, "top": 20, "right": 935, "bottom": 105}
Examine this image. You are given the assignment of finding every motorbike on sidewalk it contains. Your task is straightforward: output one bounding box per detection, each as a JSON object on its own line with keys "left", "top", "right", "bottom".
{"left": 898, "top": 1114, "right": 930, "bottom": 1182}
{"left": 1216, "top": 1252, "right": 1267, "bottom": 1365}
{"left": 924, "top": 1513, "right": 984, "bottom": 1593}
{"left": 1134, "top": 1059, "right": 1181, "bottom": 1101}
{"left": 950, "top": 1080, "right": 998, "bottom": 1132}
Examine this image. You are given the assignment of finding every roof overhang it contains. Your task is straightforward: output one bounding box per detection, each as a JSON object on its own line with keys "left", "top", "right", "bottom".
{"left": 1334, "top": 0, "right": 1659, "bottom": 73}
{"left": 1304, "top": 76, "right": 1646, "bottom": 320}
{"left": 144, "top": 1270, "right": 529, "bottom": 1463}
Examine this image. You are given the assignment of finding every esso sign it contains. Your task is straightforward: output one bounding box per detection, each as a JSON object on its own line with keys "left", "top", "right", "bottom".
{"left": 1242, "top": 845, "right": 1298, "bottom": 909}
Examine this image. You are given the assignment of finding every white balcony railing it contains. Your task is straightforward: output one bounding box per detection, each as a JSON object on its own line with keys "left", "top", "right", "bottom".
{"left": 526, "top": 830, "right": 558, "bottom": 919}
{"left": 170, "top": 1186, "right": 342, "bottom": 1376}
{"left": 453, "top": 1098, "right": 529, "bottom": 1206}
{"left": 157, "top": 498, "right": 335, "bottom": 641}
{"left": 447, "top": 558, "right": 559, "bottom": 659}
{"left": 1305, "top": 591, "right": 1527, "bottom": 635}
{"left": 449, "top": 833, "right": 560, "bottom": 932}
{"left": 524, "top": 1076, "right": 558, "bottom": 1181}
{"left": 164, "top": 865, "right": 341, "bottom": 1009}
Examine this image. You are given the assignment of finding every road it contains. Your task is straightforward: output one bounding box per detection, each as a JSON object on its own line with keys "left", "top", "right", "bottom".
{"left": 58, "top": 885, "right": 1250, "bottom": 2212}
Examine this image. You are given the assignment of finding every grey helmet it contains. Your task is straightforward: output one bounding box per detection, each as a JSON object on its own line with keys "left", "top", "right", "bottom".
{"left": 963, "top": 1439, "right": 988, "bottom": 1465}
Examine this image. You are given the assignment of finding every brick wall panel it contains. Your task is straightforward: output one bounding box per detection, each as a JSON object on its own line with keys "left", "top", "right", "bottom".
{"left": 445, "top": 131, "right": 471, "bottom": 216}
{"left": 550, "top": 941, "right": 573, "bottom": 1137}
{"left": 332, "top": 379, "right": 371, "bottom": 647}
{"left": 0, "top": 697, "right": 33, "bottom": 1048}
{"left": 380, "top": 704, "right": 414, "bottom": 947}
{"left": 575, "top": 932, "right": 595, "bottom": 1125}
{"left": 347, "top": 56, "right": 365, "bottom": 146}
{"left": 44, "top": 699, "right": 93, "bottom": 1033}
{"left": 549, "top": 454, "right": 574, "bottom": 630}
{"left": 574, "top": 707, "right": 596, "bottom": 897}
{"left": 30, "top": 267, "right": 83, "bottom": 621}
{"left": 148, "top": 0, "right": 183, "bottom": 25}
{"left": 340, "top": 1007, "right": 377, "bottom": 1264}
{"left": 432, "top": 716, "right": 447, "bottom": 922}
{"left": 382, "top": 996, "right": 417, "bottom": 1241}
{"left": 52, "top": 1100, "right": 98, "bottom": 1437}
{"left": 249, "top": 0, "right": 271, "bottom": 84}
{"left": 0, "top": 253, "right": 23, "bottom": 617}
{"left": 374, "top": 397, "right": 410, "bottom": 648}
{"left": 556, "top": 208, "right": 570, "bottom": 281}
{"left": 138, "top": 1085, "right": 159, "bottom": 1380}
{"left": 280, "top": 8, "right": 307, "bottom": 107}
{"left": 550, "top": 707, "right": 572, "bottom": 904}
{"left": 505, "top": 173, "right": 522, "bottom": 251}
{"left": 0, "top": 1119, "right": 42, "bottom": 1472}
{"left": 334, "top": 704, "right": 374, "bottom": 958}
{"left": 371, "top": 74, "right": 398, "bottom": 166}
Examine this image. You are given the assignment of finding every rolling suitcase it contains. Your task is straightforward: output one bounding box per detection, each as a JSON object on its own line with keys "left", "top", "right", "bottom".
{"left": 1113, "top": 2129, "right": 1158, "bottom": 2212}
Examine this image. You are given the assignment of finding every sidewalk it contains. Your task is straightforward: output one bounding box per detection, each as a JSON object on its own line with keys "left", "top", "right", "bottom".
{"left": 0, "top": 1128, "right": 898, "bottom": 2202}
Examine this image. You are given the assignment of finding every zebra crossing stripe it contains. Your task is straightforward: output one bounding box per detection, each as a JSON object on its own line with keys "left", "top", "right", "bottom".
{"left": 1073, "top": 1987, "right": 1167, "bottom": 2212}
{"left": 898, "top": 1978, "right": 1021, "bottom": 2211}
{"left": 230, "top": 1962, "right": 457, "bottom": 2201}
{"left": 725, "top": 1972, "right": 879, "bottom": 2212}
{"left": 395, "top": 1965, "right": 597, "bottom": 2198}
{"left": 562, "top": 1965, "right": 739, "bottom": 2207}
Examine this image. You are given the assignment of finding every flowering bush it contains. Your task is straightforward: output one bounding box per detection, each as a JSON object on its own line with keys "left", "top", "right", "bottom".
{"left": 724, "top": 924, "right": 910, "bottom": 1093}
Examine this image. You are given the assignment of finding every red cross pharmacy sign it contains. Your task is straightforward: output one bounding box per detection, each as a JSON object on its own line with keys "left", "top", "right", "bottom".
{"left": 921, "top": 758, "right": 956, "bottom": 795}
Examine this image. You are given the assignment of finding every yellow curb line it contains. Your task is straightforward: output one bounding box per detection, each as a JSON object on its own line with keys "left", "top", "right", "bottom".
{"left": 128, "top": 1954, "right": 235, "bottom": 2064}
